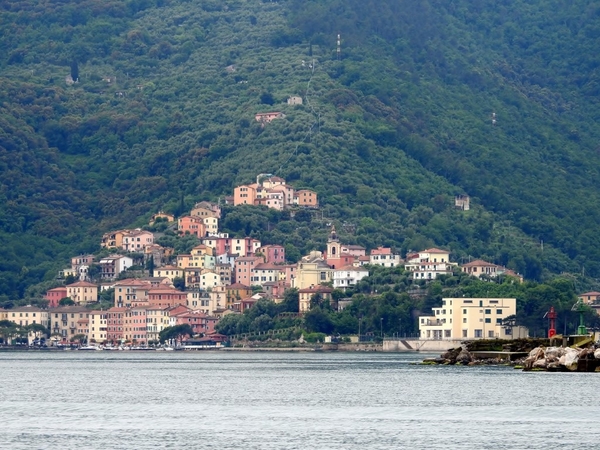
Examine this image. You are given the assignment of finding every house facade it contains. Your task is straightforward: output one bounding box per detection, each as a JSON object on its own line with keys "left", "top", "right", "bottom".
{"left": 49, "top": 306, "right": 91, "bottom": 342}
{"left": 418, "top": 298, "right": 522, "bottom": 340}
{"left": 369, "top": 247, "right": 402, "bottom": 267}
{"left": 88, "top": 311, "right": 108, "bottom": 343}
{"left": 333, "top": 266, "right": 369, "bottom": 289}
{"left": 298, "top": 285, "right": 333, "bottom": 313}
{"left": 122, "top": 229, "right": 154, "bottom": 252}
{"left": 405, "top": 248, "right": 454, "bottom": 280}
{"left": 99, "top": 255, "right": 133, "bottom": 280}
{"left": 45, "top": 287, "right": 68, "bottom": 308}
{"left": 66, "top": 281, "right": 98, "bottom": 305}
{"left": 178, "top": 216, "right": 206, "bottom": 237}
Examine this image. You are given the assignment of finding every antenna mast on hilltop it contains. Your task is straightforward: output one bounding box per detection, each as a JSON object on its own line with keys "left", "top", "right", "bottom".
{"left": 337, "top": 33, "right": 341, "bottom": 60}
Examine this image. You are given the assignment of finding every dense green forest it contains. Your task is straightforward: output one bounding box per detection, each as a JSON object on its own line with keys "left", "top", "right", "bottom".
{"left": 1, "top": 0, "right": 600, "bottom": 301}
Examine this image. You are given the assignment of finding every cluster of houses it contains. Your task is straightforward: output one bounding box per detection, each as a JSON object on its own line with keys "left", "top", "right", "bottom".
{"left": 1, "top": 176, "right": 551, "bottom": 345}
{"left": 232, "top": 174, "right": 318, "bottom": 210}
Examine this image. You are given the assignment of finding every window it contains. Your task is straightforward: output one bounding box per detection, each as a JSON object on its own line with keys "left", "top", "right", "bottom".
{"left": 497, "top": 309, "right": 503, "bottom": 315}
{"left": 462, "top": 329, "right": 468, "bottom": 338}
{"left": 485, "top": 318, "right": 491, "bottom": 324}
{"left": 485, "top": 309, "right": 491, "bottom": 314}
{"left": 463, "top": 309, "right": 467, "bottom": 314}
{"left": 474, "top": 329, "right": 483, "bottom": 338}
{"left": 444, "top": 330, "right": 451, "bottom": 338}
{"left": 463, "top": 318, "right": 467, "bottom": 323}
{"left": 488, "top": 330, "right": 495, "bottom": 338}
{"left": 496, "top": 318, "right": 503, "bottom": 325}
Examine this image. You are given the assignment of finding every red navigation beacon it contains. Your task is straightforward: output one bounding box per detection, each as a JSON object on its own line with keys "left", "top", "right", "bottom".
{"left": 546, "top": 306, "right": 557, "bottom": 338}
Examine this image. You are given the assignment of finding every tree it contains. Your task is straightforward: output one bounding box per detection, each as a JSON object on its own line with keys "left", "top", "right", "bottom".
{"left": 159, "top": 324, "right": 194, "bottom": 343}
{"left": 146, "top": 255, "right": 155, "bottom": 277}
{"left": 215, "top": 314, "right": 243, "bottom": 335}
{"left": 279, "top": 288, "right": 299, "bottom": 313}
{"left": 59, "top": 297, "right": 75, "bottom": 306}
{"left": 172, "top": 277, "right": 185, "bottom": 291}
{"left": 304, "top": 307, "right": 334, "bottom": 334}
{"left": 70, "top": 59, "right": 79, "bottom": 82}
{"left": 260, "top": 91, "right": 275, "bottom": 105}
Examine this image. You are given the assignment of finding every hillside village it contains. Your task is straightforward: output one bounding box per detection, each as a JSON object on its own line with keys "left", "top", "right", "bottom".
{"left": 4, "top": 174, "right": 598, "bottom": 348}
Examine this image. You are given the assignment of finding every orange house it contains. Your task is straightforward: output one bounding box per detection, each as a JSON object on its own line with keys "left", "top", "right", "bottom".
{"left": 294, "top": 189, "right": 319, "bottom": 207}
{"left": 234, "top": 184, "right": 258, "bottom": 206}
{"left": 178, "top": 216, "right": 206, "bottom": 237}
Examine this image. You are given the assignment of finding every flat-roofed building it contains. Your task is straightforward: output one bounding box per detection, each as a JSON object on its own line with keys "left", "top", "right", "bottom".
{"left": 418, "top": 298, "right": 526, "bottom": 340}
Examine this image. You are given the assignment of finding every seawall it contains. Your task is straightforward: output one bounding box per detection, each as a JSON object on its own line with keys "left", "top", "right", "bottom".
{"left": 383, "top": 338, "right": 463, "bottom": 352}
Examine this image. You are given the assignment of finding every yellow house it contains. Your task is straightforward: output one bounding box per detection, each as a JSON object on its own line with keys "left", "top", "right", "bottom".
{"left": 7, "top": 306, "right": 49, "bottom": 328}
{"left": 147, "top": 306, "right": 171, "bottom": 342}
{"left": 292, "top": 256, "right": 333, "bottom": 290}
{"left": 155, "top": 265, "right": 184, "bottom": 283}
{"left": 298, "top": 285, "right": 333, "bottom": 313}
{"left": 5, "top": 306, "right": 50, "bottom": 344}
{"left": 101, "top": 229, "right": 129, "bottom": 248}
{"left": 49, "top": 306, "right": 91, "bottom": 341}
{"left": 88, "top": 311, "right": 108, "bottom": 343}
{"left": 177, "top": 254, "right": 193, "bottom": 269}
{"left": 66, "top": 281, "right": 98, "bottom": 305}
{"left": 418, "top": 298, "right": 524, "bottom": 340}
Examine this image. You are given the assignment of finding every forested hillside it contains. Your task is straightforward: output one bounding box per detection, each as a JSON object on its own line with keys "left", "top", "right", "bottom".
{"left": 1, "top": 0, "right": 599, "bottom": 299}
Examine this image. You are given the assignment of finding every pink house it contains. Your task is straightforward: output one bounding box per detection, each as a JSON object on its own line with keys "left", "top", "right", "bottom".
{"left": 256, "top": 245, "right": 285, "bottom": 264}
{"left": 107, "top": 307, "right": 127, "bottom": 343}
{"left": 178, "top": 216, "right": 206, "bottom": 237}
{"left": 172, "top": 311, "right": 217, "bottom": 335}
{"left": 148, "top": 287, "right": 187, "bottom": 308}
{"left": 234, "top": 256, "right": 264, "bottom": 286}
{"left": 124, "top": 306, "right": 148, "bottom": 344}
{"left": 122, "top": 229, "right": 154, "bottom": 252}
{"left": 45, "top": 287, "right": 67, "bottom": 308}
{"left": 202, "top": 237, "right": 261, "bottom": 257}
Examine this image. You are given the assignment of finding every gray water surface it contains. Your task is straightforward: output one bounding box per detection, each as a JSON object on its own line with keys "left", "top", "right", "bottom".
{"left": 1, "top": 351, "right": 598, "bottom": 449}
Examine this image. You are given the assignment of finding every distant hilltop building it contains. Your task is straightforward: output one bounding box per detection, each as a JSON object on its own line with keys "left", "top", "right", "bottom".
{"left": 149, "top": 211, "right": 175, "bottom": 225}
{"left": 461, "top": 259, "right": 523, "bottom": 282}
{"left": 287, "top": 96, "right": 302, "bottom": 105}
{"left": 233, "top": 175, "right": 318, "bottom": 210}
{"left": 455, "top": 195, "right": 470, "bottom": 211}
{"left": 255, "top": 112, "right": 285, "bottom": 125}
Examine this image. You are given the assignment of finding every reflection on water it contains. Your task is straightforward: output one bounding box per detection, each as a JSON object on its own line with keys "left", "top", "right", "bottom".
{"left": 0, "top": 352, "right": 598, "bottom": 449}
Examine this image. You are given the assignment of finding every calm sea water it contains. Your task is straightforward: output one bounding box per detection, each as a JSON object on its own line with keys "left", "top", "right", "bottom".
{"left": 0, "top": 351, "right": 599, "bottom": 449}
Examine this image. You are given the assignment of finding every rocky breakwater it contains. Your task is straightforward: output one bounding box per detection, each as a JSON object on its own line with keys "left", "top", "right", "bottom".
{"left": 421, "top": 338, "right": 549, "bottom": 366}
{"left": 522, "top": 346, "right": 600, "bottom": 372}
{"left": 422, "top": 346, "right": 504, "bottom": 366}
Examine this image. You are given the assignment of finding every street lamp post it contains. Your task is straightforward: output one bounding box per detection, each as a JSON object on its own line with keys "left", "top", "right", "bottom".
{"left": 358, "top": 317, "right": 362, "bottom": 343}
{"left": 380, "top": 317, "right": 383, "bottom": 338}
